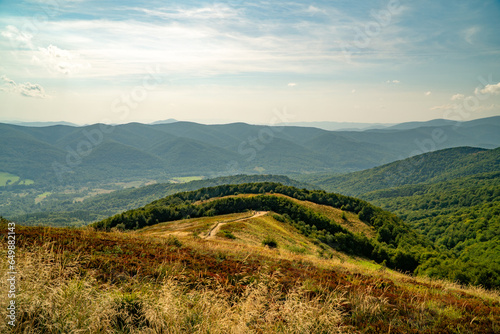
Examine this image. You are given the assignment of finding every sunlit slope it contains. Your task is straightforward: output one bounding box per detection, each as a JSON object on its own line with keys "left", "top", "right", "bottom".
{"left": 137, "top": 211, "right": 328, "bottom": 257}
{"left": 94, "top": 182, "right": 433, "bottom": 274}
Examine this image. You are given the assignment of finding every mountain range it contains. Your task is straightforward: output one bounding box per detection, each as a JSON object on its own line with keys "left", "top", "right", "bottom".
{"left": 1, "top": 116, "right": 499, "bottom": 186}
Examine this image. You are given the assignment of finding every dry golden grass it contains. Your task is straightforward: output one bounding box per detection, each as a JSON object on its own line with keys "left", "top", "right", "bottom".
{"left": 0, "top": 241, "right": 348, "bottom": 333}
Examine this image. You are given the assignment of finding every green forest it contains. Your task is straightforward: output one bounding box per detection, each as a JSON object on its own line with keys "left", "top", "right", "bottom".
{"left": 302, "top": 147, "right": 500, "bottom": 288}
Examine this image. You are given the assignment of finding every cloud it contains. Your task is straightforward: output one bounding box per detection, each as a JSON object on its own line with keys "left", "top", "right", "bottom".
{"left": 430, "top": 103, "right": 458, "bottom": 111}
{"left": 477, "top": 82, "right": 500, "bottom": 96}
{"left": 475, "top": 103, "right": 500, "bottom": 112}
{"left": 464, "top": 26, "right": 480, "bottom": 44}
{"left": 351, "top": 89, "right": 356, "bottom": 94}
{"left": 32, "top": 45, "right": 91, "bottom": 75}
{"left": 305, "top": 5, "right": 326, "bottom": 14}
{"left": 287, "top": 82, "right": 297, "bottom": 87}
{"left": 0, "top": 75, "right": 49, "bottom": 98}
{"left": 386, "top": 80, "right": 400, "bottom": 84}
{"left": 424, "top": 91, "right": 431, "bottom": 96}
{"left": 0, "top": 25, "right": 33, "bottom": 49}
{"left": 451, "top": 93, "right": 465, "bottom": 100}
{"left": 136, "top": 4, "right": 239, "bottom": 20}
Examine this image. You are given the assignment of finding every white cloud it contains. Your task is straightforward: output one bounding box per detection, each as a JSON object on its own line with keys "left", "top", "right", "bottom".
{"left": 451, "top": 93, "right": 465, "bottom": 100}
{"left": 0, "top": 75, "right": 49, "bottom": 98}
{"left": 136, "top": 5, "right": 239, "bottom": 20}
{"left": 386, "top": 80, "right": 400, "bottom": 84}
{"left": 475, "top": 103, "right": 500, "bottom": 112}
{"left": 351, "top": 89, "right": 356, "bottom": 94}
{"left": 32, "top": 44, "right": 91, "bottom": 75}
{"left": 1, "top": 25, "right": 34, "bottom": 49}
{"left": 287, "top": 83, "right": 297, "bottom": 87}
{"left": 477, "top": 82, "right": 500, "bottom": 95}
{"left": 464, "top": 26, "right": 480, "bottom": 44}
{"left": 305, "top": 5, "right": 326, "bottom": 14}
{"left": 0, "top": 18, "right": 345, "bottom": 79}
{"left": 424, "top": 91, "right": 431, "bottom": 96}
{"left": 430, "top": 103, "right": 458, "bottom": 111}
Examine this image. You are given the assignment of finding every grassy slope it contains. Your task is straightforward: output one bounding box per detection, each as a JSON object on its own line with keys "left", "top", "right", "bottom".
{"left": 137, "top": 211, "right": 327, "bottom": 258}
{"left": 94, "top": 182, "right": 430, "bottom": 274}
{"left": 1, "top": 218, "right": 499, "bottom": 333}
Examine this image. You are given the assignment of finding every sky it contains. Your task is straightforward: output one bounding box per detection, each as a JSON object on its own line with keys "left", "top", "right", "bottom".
{"left": 0, "top": 0, "right": 500, "bottom": 125}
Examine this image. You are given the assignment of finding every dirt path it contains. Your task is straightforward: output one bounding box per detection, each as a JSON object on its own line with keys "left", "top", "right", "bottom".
{"left": 204, "top": 211, "right": 267, "bottom": 240}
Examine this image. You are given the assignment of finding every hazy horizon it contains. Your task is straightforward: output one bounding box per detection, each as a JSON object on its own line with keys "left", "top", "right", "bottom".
{"left": 1, "top": 0, "right": 500, "bottom": 125}
{"left": 1, "top": 114, "right": 498, "bottom": 128}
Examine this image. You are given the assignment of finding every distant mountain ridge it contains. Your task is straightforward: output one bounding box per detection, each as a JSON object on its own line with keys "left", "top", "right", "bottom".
{"left": 2, "top": 121, "right": 80, "bottom": 127}
{"left": 1, "top": 116, "right": 499, "bottom": 186}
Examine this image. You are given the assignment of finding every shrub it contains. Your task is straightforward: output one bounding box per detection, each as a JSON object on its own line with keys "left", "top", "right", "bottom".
{"left": 262, "top": 236, "right": 278, "bottom": 248}
{"left": 219, "top": 230, "right": 236, "bottom": 239}
{"left": 165, "top": 235, "right": 183, "bottom": 248}
{"left": 115, "top": 223, "right": 126, "bottom": 231}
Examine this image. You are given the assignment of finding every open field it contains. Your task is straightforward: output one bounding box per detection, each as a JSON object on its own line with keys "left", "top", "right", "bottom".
{"left": 0, "top": 172, "right": 34, "bottom": 187}
{"left": 170, "top": 176, "right": 204, "bottom": 183}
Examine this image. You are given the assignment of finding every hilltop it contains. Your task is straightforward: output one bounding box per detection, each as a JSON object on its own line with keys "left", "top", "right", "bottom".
{"left": 94, "top": 182, "right": 430, "bottom": 273}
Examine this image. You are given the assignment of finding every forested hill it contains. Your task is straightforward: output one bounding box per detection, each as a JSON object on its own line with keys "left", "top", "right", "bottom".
{"left": 93, "top": 180, "right": 500, "bottom": 287}
{"left": 94, "top": 182, "right": 434, "bottom": 274}
{"left": 302, "top": 147, "right": 500, "bottom": 288}
{"left": 306, "top": 147, "right": 499, "bottom": 196}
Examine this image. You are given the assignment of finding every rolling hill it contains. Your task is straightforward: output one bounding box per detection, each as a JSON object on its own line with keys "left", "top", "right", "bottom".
{"left": 93, "top": 182, "right": 436, "bottom": 274}
{"left": 306, "top": 147, "right": 498, "bottom": 197}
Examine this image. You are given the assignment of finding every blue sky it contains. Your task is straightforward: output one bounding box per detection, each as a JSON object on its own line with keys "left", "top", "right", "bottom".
{"left": 0, "top": 0, "right": 499, "bottom": 124}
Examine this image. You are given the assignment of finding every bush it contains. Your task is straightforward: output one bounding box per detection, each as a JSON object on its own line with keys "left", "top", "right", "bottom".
{"left": 115, "top": 223, "right": 126, "bottom": 231}
{"left": 165, "top": 235, "right": 183, "bottom": 248}
{"left": 219, "top": 230, "right": 236, "bottom": 239}
{"left": 262, "top": 236, "right": 278, "bottom": 248}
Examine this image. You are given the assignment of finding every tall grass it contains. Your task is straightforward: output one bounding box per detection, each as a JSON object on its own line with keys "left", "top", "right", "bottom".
{"left": 0, "top": 242, "right": 347, "bottom": 333}
{"left": 1, "top": 226, "right": 499, "bottom": 333}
